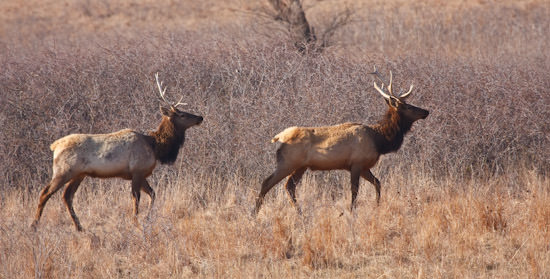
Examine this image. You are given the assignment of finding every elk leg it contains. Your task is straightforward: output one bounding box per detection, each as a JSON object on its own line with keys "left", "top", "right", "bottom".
{"left": 284, "top": 167, "right": 306, "bottom": 214}
{"left": 350, "top": 166, "right": 361, "bottom": 211}
{"left": 131, "top": 176, "right": 143, "bottom": 223}
{"left": 32, "top": 174, "right": 71, "bottom": 228}
{"left": 140, "top": 179, "right": 156, "bottom": 218}
{"left": 361, "top": 169, "right": 381, "bottom": 205}
{"left": 63, "top": 176, "right": 85, "bottom": 231}
{"left": 254, "top": 167, "right": 296, "bottom": 215}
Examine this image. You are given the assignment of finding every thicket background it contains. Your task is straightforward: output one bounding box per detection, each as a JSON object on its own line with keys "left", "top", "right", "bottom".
{"left": 1, "top": 0, "right": 550, "bottom": 278}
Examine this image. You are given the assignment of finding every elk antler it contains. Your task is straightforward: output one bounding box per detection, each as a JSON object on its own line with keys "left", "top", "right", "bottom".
{"left": 155, "top": 73, "right": 168, "bottom": 102}
{"left": 370, "top": 66, "right": 395, "bottom": 98}
{"left": 398, "top": 84, "right": 414, "bottom": 99}
{"left": 387, "top": 70, "right": 393, "bottom": 95}
{"left": 370, "top": 66, "right": 393, "bottom": 99}
{"left": 373, "top": 81, "right": 391, "bottom": 100}
{"left": 370, "top": 66, "right": 414, "bottom": 100}
{"left": 155, "top": 73, "right": 187, "bottom": 109}
{"left": 369, "top": 66, "right": 388, "bottom": 88}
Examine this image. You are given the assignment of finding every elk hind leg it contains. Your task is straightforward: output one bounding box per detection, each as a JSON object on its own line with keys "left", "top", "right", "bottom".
{"left": 32, "top": 174, "right": 72, "bottom": 228}
{"left": 254, "top": 166, "right": 296, "bottom": 215}
{"left": 361, "top": 169, "right": 381, "bottom": 205}
{"left": 63, "top": 176, "right": 85, "bottom": 231}
{"left": 284, "top": 168, "right": 306, "bottom": 214}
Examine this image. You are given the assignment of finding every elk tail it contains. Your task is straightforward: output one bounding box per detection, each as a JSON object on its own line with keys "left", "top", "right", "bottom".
{"left": 50, "top": 138, "right": 65, "bottom": 151}
{"left": 50, "top": 141, "right": 59, "bottom": 151}
{"left": 271, "top": 127, "right": 298, "bottom": 143}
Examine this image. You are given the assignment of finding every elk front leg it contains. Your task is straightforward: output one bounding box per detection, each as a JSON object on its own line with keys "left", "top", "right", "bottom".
{"left": 140, "top": 179, "right": 156, "bottom": 219}
{"left": 130, "top": 176, "right": 143, "bottom": 224}
{"left": 361, "top": 169, "right": 381, "bottom": 205}
{"left": 350, "top": 166, "right": 361, "bottom": 211}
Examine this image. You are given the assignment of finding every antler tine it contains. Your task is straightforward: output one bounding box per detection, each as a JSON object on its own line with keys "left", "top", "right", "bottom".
{"left": 399, "top": 84, "right": 414, "bottom": 99}
{"left": 173, "top": 95, "right": 188, "bottom": 108}
{"left": 387, "top": 71, "right": 393, "bottom": 96}
{"left": 373, "top": 81, "right": 391, "bottom": 100}
{"left": 369, "top": 65, "right": 388, "bottom": 85}
{"left": 155, "top": 72, "right": 171, "bottom": 106}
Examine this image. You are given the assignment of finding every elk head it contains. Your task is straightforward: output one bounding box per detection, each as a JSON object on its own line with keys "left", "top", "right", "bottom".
{"left": 370, "top": 66, "right": 429, "bottom": 122}
{"left": 155, "top": 73, "right": 203, "bottom": 129}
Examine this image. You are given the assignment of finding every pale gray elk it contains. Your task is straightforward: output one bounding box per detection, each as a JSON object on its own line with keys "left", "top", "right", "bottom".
{"left": 254, "top": 68, "right": 429, "bottom": 215}
{"left": 32, "top": 74, "right": 203, "bottom": 231}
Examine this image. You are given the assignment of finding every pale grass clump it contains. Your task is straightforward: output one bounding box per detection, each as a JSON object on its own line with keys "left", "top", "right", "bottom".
{"left": 1, "top": 169, "right": 549, "bottom": 278}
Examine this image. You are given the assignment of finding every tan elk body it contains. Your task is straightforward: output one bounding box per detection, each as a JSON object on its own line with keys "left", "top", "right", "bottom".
{"left": 32, "top": 74, "right": 203, "bottom": 231}
{"left": 270, "top": 122, "right": 380, "bottom": 170}
{"left": 49, "top": 129, "right": 157, "bottom": 179}
{"left": 254, "top": 68, "right": 429, "bottom": 214}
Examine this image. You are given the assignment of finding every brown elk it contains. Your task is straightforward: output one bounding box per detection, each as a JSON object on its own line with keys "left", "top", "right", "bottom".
{"left": 31, "top": 74, "right": 203, "bottom": 231}
{"left": 254, "top": 68, "right": 429, "bottom": 215}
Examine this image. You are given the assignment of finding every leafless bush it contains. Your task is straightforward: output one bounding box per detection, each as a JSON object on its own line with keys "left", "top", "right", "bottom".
{"left": 2, "top": 29, "right": 549, "bottom": 190}
{"left": 244, "top": 0, "right": 356, "bottom": 52}
{"left": 0, "top": 2, "right": 549, "bottom": 193}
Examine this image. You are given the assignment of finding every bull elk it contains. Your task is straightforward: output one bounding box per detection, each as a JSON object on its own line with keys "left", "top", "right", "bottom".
{"left": 31, "top": 74, "right": 203, "bottom": 231}
{"left": 254, "top": 67, "right": 429, "bottom": 215}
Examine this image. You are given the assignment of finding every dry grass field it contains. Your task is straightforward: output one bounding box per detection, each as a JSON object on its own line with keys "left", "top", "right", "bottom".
{"left": 1, "top": 0, "right": 550, "bottom": 278}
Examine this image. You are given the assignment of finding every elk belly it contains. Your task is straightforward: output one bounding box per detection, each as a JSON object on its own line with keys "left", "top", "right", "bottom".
{"left": 83, "top": 152, "right": 133, "bottom": 178}
{"left": 307, "top": 147, "right": 354, "bottom": 170}
{"left": 82, "top": 138, "right": 137, "bottom": 179}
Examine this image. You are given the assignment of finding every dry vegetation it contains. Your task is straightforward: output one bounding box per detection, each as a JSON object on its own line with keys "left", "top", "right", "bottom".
{"left": 1, "top": 0, "right": 550, "bottom": 278}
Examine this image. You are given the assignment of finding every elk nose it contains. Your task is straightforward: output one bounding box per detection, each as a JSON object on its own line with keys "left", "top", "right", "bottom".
{"left": 198, "top": 116, "right": 204, "bottom": 123}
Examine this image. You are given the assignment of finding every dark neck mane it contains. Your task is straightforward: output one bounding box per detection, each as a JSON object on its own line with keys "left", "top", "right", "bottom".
{"left": 148, "top": 117, "right": 186, "bottom": 164}
{"left": 371, "top": 109, "right": 414, "bottom": 154}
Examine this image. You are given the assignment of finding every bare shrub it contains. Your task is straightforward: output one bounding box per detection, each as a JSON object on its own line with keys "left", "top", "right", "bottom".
{"left": 2, "top": 33, "right": 549, "bottom": 190}
{"left": 245, "top": 0, "right": 356, "bottom": 52}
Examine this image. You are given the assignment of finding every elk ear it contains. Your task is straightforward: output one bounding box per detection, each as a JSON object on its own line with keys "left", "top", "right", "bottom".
{"left": 392, "top": 98, "right": 400, "bottom": 108}
{"left": 160, "top": 105, "right": 173, "bottom": 116}
{"left": 386, "top": 97, "right": 400, "bottom": 108}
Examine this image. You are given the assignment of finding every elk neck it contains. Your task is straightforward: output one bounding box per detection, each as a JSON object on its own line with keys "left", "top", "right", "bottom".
{"left": 148, "top": 116, "right": 186, "bottom": 164}
{"left": 371, "top": 108, "right": 414, "bottom": 155}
